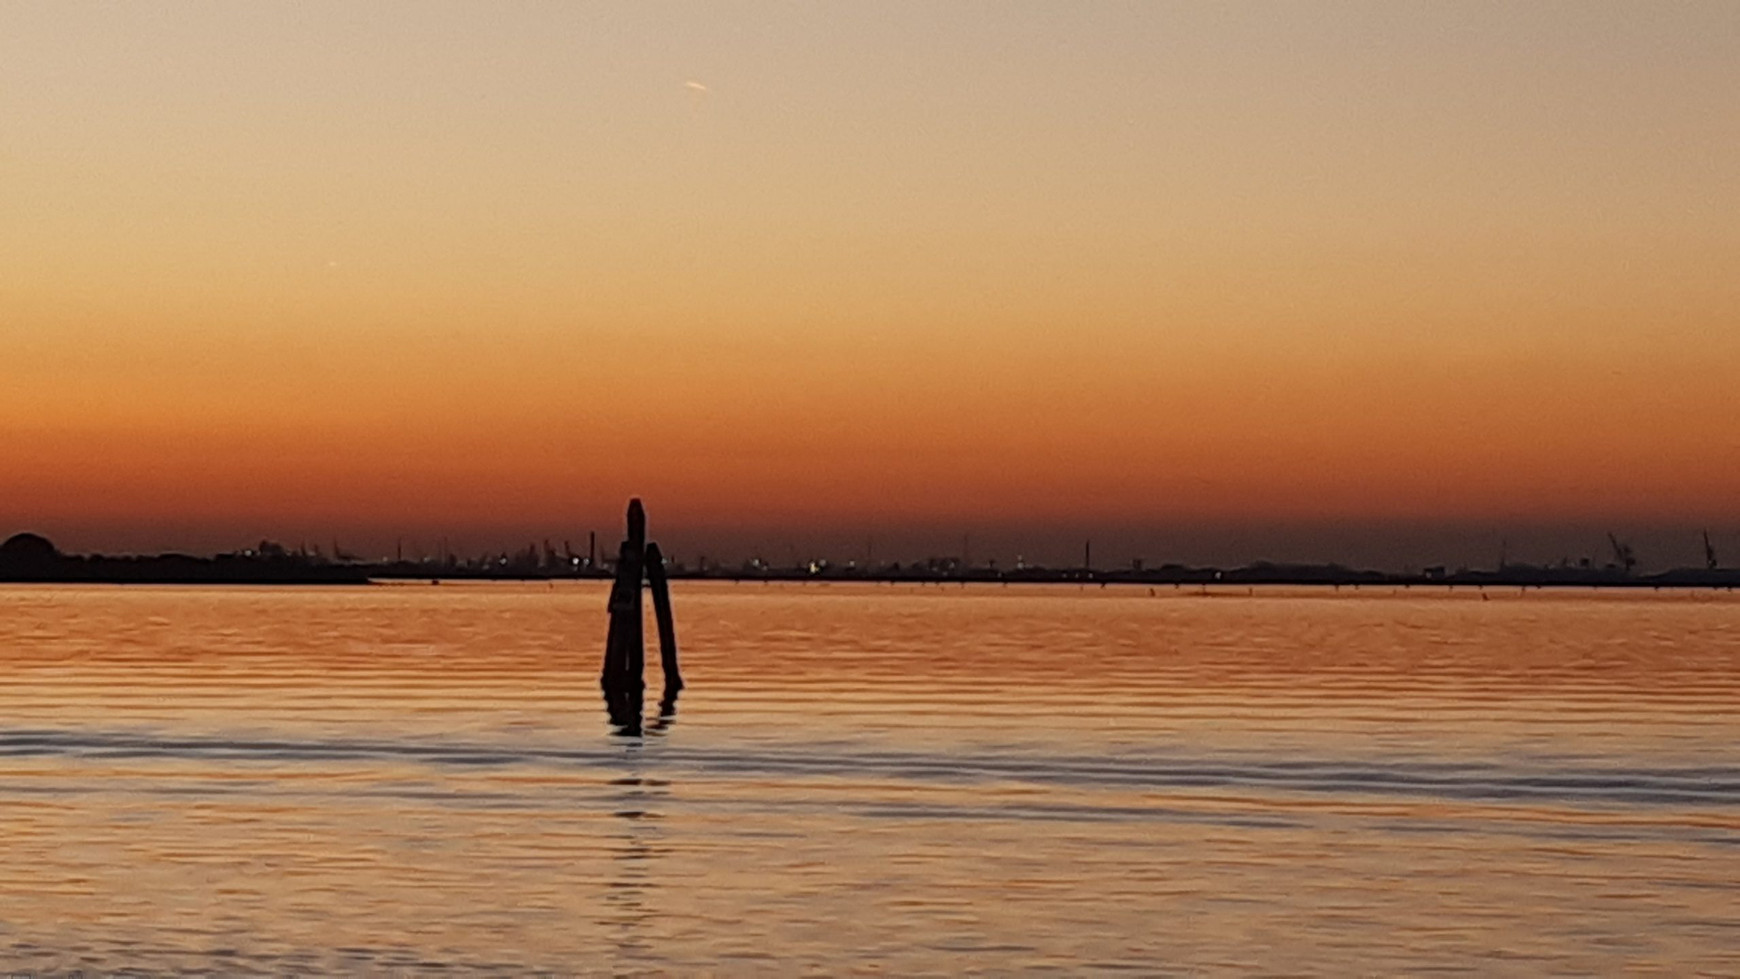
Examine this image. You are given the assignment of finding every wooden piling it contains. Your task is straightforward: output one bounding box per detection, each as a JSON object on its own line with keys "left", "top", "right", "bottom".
{"left": 626, "top": 498, "right": 646, "bottom": 553}
{"left": 645, "top": 541, "right": 683, "bottom": 711}
{"left": 601, "top": 500, "right": 648, "bottom": 733}
{"left": 597, "top": 497, "right": 685, "bottom": 734}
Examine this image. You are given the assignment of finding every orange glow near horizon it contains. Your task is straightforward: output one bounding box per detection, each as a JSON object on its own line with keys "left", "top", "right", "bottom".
{"left": 3, "top": 3, "right": 1737, "bottom": 560}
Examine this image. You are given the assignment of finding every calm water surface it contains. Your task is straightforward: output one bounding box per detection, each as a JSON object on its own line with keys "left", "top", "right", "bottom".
{"left": 1, "top": 582, "right": 1736, "bottom": 974}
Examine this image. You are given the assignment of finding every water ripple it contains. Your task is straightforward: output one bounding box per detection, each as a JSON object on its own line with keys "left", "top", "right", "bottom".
{"left": 3, "top": 727, "right": 1736, "bottom": 810}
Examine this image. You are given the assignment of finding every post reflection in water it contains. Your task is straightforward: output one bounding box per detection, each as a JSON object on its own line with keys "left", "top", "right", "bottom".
{"left": 606, "top": 650, "right": 681, "bottom": 737}
{"left": 0, "top": 582, "right": 1735, "bottom": 973}
{"left": 600, "top": 762, "right": 672, "bottom": 968}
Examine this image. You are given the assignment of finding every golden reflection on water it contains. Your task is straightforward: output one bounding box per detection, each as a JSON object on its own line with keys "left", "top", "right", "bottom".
{"left": 0, "top": 582, "right": 1736, "bottom": 972}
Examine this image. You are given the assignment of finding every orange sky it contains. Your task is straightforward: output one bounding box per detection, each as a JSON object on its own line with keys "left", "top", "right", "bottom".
{"left": 2, "top": 2, "right": 1737, "bottom": 566}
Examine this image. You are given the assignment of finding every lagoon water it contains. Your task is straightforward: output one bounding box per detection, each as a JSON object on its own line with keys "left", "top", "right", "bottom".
{"left": 1, "top": 582, "right": 1736, "bottom": 974}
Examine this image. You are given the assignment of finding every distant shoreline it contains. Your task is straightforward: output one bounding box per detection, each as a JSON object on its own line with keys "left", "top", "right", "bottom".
{"left": 390, "top": 563, "right": 1740, "bottom": 589}
{"left": 4, "top": 532, "right": 1736, "bottom": 589}
{"left": 5, "top": 569, "right": 1736, "bottom": 590}
{"left": 672, "top": 571, "right": 1740, "bottom": 590}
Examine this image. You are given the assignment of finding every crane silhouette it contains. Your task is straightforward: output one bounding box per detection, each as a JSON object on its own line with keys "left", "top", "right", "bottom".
{"left": 1606, "top": 533, "right": 1636, "bottom": 575}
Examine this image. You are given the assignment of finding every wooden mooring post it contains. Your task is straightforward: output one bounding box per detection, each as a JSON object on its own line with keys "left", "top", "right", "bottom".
{"left": 645, "top": 541, "right": 683, "bottom": 713}
{"left": 600, "top": 498, "right": 683, "bottom": 734}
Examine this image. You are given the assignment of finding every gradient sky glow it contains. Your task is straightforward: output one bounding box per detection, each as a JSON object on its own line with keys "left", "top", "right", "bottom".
{"left": 3, "top": 2, "right": 1737, "bottom": 568}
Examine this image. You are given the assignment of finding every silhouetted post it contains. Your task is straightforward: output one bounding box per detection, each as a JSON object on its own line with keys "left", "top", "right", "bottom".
{"left": 645, "top": 541, "right": 683, "bottom": 712}
{"left": 623, "top": 499, "right": 646, "bottom": 692}
{"left": 602, "top": 541, "right": 644, "bottom": 731}
{"left": 626, "top": 499, "right": 646, "bottom": 550}
{"left": 601, "top": 499, "right": 648, "bottom": 733}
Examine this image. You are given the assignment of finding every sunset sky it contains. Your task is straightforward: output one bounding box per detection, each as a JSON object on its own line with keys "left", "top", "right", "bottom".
{"left": 3, "top": 2, "right": 1737, "bottom": 569}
